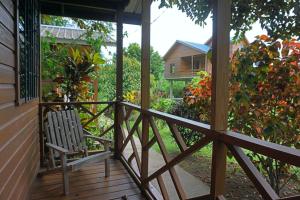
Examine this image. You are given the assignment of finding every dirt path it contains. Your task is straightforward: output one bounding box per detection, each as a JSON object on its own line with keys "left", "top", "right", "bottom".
{"left": 178, "top": 154, "right": 300, "bottom": 200}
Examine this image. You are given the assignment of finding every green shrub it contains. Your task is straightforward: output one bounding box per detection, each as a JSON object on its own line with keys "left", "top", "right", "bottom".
{"left": 170, "top": 100, "right": 202, "bottom": 146}
{"left": 151, "top": 98, "right": 175, "bottom": 113}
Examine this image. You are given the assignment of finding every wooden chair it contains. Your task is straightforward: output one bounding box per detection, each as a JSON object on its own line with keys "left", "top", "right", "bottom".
{"left": 44, "top": 109, "right": 112, "bottom": 195}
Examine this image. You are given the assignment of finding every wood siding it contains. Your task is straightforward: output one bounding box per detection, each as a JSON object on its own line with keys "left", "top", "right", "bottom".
{"left": 164, "top": 41, "right": 246, "bottom": 80}
{"left": 164, "top": 43, "right": 205, "bottom": 80}
{"left": 0, "top": 1, "right": 40, "bottom": 200}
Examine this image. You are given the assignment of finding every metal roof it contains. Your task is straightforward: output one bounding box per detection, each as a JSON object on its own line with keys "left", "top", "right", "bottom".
{"left": 177, "top": 40, "right": 211, "bottom": 53}
{"left": 40, "top": 25, "right": 115, "bottom": 46}
{"left": 163, "top": 40, "right": 211, "bottom": 60}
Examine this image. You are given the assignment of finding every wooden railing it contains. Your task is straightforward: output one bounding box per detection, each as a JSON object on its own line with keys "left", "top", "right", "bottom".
{"left": 118, "top": 101, "right": 300, "bottom": 200}
{"left": 38, "top": 101, "right": 300, "bottom": 199}
{"left": 39, "top": 101, "right": 115, "bottom": 166}
{"left": 164, "top": 70, "right": 200, "bottom": 79}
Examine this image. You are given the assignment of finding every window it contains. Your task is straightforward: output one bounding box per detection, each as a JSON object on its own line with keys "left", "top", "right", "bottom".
{"left": 18, "top": 0, "right": 40, "bottom": 103}
{"left": 192, "top": 54, "right": 206, "bottom": 71}
{"left": 170, "top": 63, "right": 175, "bottom": 73}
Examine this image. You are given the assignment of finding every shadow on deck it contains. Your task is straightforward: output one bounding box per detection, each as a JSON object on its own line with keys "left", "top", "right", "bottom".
{"left": 30, "top": 159, "right": 146, "bottom": 200}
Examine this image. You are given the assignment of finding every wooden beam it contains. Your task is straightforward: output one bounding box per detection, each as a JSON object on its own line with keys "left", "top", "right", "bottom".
{"left": 40, "top": 0, "right": 129, "bottom": 10}
{"left": 210, "top": 0, "right": 231, "bottom": 199}
{"left": 114, "top": 7, "right": 124, "bottom": 158}
{"left": 140, "top": 0, "right": 151, "bottom": 191}
{"left": 40, "top": 3, "right": 142, "bottom": 25}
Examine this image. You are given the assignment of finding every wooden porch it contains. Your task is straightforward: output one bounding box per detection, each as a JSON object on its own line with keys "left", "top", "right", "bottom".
{"left": 30, "top": 159, "right": 146, "bottom": 200}
{"left": 35, "top": 101, "right": 300, "bottom": 200}
{"left": 35, "top": 0, "right": 300, "bottom": 198}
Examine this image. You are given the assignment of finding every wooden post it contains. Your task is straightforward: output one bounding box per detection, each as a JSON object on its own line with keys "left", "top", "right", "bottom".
{"left": 141, "top": 0, "right": 151, "bottom": 190}
{"left": 210, "top": 0, "right": 231, "bottom": 199}
{"left": 169, "top": 80, "right": 173, "bottom": 98}
{"left": 114, "top": 7, "right": 123, "bottom": 158}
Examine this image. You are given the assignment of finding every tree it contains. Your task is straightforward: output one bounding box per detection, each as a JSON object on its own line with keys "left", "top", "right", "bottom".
{"left": 124, "top": 43, "right": 164, "bottom": 80}
{"left": 98, "top": 56, "right": 141, "bottom": 101}
{"left": 184, "top": 36, "right": 300, "bottom": 193}
{"left": 41, "top": 15, "right": 69, "bottom": 26}
{"left": 158, "top": 0, "right": 300, "bottom": 40}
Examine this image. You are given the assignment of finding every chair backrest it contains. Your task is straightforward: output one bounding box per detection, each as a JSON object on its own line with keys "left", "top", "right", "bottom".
{"left": 45, "top": 109, "right": 86, "bottom": 154}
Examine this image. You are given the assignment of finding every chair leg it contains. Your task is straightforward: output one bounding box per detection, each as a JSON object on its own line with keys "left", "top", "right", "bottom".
{"left": 60, "top": 154, "right": 69, "bottom": 195}
{"left": 105, "top": 158, "right": 110, "bottom": 177}
{"left": 104, "top": 143, "right": 110, "bottom": 177}
{"left": 49, "top": 149, "right": 56, "bottom": 168}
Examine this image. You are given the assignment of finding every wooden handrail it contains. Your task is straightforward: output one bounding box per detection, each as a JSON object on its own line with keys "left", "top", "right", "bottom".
{"left": 118, "top": 101, "right": 300, "bottom": 200}
{"left": 40, "top": 101, "right": 115, "bottom": 106}
{"left": 120, "top": 101, "right": 300, "bottom": 167}
{"left": 219, "top": 131, "right": 300, "bottom": 167}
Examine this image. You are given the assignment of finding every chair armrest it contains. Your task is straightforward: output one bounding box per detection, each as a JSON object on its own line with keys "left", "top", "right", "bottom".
{"left": 83, "top": 134, "right": 113, "bottom": 144}
{"left": 46, "top": 143, "right": 69, "bottom": 154}
{"left": 83, "top": 129, "right": 113, "bottom": 144}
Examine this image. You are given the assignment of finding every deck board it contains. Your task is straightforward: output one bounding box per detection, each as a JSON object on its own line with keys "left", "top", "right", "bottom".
{"left": 30, "top": 159, "right": 146, "bottom": 200}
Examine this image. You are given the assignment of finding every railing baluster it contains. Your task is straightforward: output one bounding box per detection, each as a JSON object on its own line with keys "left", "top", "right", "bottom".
{"left": 157, "top": 175, "right": 170, "bottom": 200}
{"left": 227, "top": 145, "right": 279, "bottom": 200}
{"left": 167, "top": 122, "right": 187, "bottom": 152}
{"left": 122, "top": 108, "right": 142, "bottom": 173}
{"left": 149, "top": 117, "right": 187, "bottom": 200}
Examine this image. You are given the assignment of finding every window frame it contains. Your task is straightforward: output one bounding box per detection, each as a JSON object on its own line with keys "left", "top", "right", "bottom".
{"left": 16, "top": 0, "right": 40, "bottom": 105}
{"left": 170, "top": 63, "right": 175, "bottom": 74}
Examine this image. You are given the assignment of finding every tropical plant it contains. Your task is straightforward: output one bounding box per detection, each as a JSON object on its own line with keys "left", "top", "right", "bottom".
{"left": 183, "top": 36, "right": 300, "bottom": 193}
{"left": 158, "top": 0, "right": 300, "bottom": 40}
{"left": 56, "top": 48, "right": 105, "bottom": 101}
{"left": 41, "top": 33, "right": 68, "bottom": 101}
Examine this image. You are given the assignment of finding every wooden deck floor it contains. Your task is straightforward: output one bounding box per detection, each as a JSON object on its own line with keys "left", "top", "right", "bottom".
{"left": 30, "top": 159, "right": 146, "bottom": 200}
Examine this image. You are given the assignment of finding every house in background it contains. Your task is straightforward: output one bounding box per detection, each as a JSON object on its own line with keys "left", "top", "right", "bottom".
{"left": 164, "top": 37, "right": 248, "bottom": 97}
{"left": 41, "top": 24, "right": 115, "bottom": 47}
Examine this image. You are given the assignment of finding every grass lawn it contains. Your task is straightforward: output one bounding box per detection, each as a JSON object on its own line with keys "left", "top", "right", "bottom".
{"left": 151, "top": 120, "right": 237, "bottom": 164}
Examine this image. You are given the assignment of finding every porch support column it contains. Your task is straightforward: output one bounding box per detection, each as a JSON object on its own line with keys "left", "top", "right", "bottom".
{"left": 114, "top": 7, "right": 123, "bottom": 158}
{"left": 169, "top": 80, "right": 173, "bottom": 98}
{"left": 141, "top": 0, "right": 151, "bottom": 190}
{"left": 210, "top": 0, "right": 231, "bottom": 199}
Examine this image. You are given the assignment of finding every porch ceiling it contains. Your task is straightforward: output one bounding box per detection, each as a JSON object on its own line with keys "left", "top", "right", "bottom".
{"left": 40, "top": 0, "right": 142, "bottom": 25}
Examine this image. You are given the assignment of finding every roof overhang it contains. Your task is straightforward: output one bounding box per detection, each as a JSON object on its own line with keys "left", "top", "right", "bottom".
{"left": 40, "top": 0, "right": 142, "bottom": 25}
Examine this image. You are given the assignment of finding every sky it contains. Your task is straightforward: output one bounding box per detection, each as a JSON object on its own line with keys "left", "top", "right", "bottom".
{"left": 120, "top": 1, "right": 267, "bottom": 57}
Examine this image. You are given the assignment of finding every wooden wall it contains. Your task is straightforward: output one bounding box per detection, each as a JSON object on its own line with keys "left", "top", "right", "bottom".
{"left": 164, "top": 43, "right": 204, "bottom": 79}
{"left": 0, "top": 1, "right": 40, "bottom": 200}
{"left": 164, "top": 40, "right": 247, "bottom": 79}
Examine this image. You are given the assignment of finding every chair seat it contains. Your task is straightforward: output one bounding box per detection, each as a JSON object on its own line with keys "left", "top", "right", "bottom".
{"left": 67, "top": 151, "right": 111, "bottom": 171}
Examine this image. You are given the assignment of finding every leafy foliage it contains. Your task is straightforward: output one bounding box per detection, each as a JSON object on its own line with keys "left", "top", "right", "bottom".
{"left": 98, "top": 56, "right": 141, "bottom": 101}
{"left": 170, "top": 100, "right": 203, "bottom": 146}
{"left": 41, "top": 15, "right": 69, "bottom": 26}
{"left": 157, "top": 0, "right": 300, "bottom": 40}
{"left": 124, "top": 43, "right": 165, "bottom": 80}
{"left": 56, "top": 48, "right": 105, "bottom": 101}
{"left": 184, "top": 36, "right": 300, "bottom": 193}
{"left": 41, "top": 33, "right": 68, "bottom": 101}
{"left": 152, "top": 98, "right": 175, "bottom": 113}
